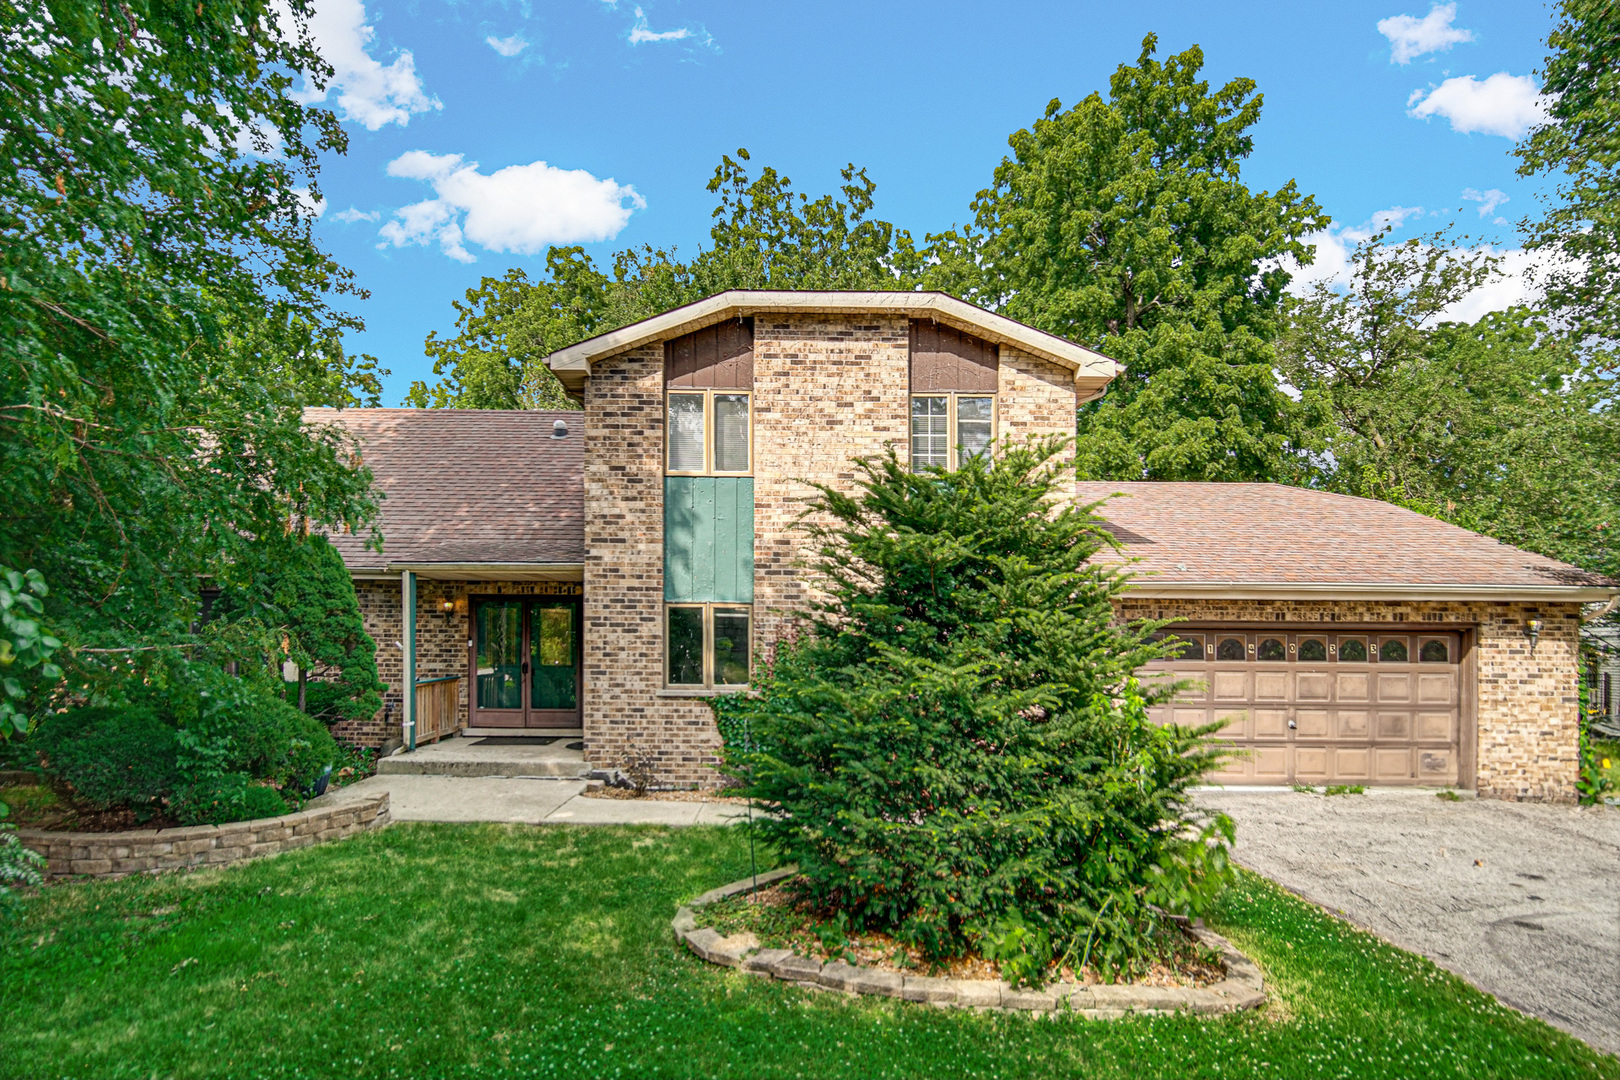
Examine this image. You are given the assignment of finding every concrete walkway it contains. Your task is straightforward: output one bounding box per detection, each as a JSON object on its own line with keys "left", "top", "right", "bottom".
{"left": 1197, "top": 787, "right": 1620, "bottom": 1054}
{"left": 313, "top": 774, "right": 751, "bottom": 827}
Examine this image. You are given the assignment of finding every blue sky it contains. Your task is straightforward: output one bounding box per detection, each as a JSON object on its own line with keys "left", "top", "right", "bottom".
{"left": 295, "top": 0, "right": 1560, "bottom": 403}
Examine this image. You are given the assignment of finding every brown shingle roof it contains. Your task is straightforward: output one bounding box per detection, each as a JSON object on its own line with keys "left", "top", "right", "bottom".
{"left": 1078, "top": 482, "right": 1615, "bottom": 598}
{"left": 306, "top": 408, "right": 583, "bottom": 571}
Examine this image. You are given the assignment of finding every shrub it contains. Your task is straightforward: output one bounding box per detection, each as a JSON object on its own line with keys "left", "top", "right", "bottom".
{"left": 171, "top": 772, "right": 287, "bottom": 826}
{"left": 32, "top": 706, "right": 179, "bottom": 813}
{"left": 714, "top": 437, "right": 1233, "bottom": 980}
{"left": 274, "top": 709, "right": 339, "bottom": 795}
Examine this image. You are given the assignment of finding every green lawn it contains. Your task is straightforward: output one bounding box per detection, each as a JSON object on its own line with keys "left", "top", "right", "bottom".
{"left": 1, "top": 825, "right": 1612, "bottom": 1080}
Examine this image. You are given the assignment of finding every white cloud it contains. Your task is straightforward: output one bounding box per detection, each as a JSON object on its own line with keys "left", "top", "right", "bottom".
{"left": 1370, "top": 205, "right": 1424, "bottom": 230}
{"left": 1407, "top": 72, "right": 1549, "bottom": 138}
{"left": 334, "top": 207, "right": 380, "bottom": 223}
{"left": 286, "top": 0, "right": 441, "bottom": 130}
{"left": 486, "top": 33, "right": 528, "bottom": 57}
{"left": 294, "top": 188, "right": 326, "bottom": 220}
{"left": 378, "top": 151, "right": 645, "bottom": 263}
{"left": 1377, "top": 3, "right": 1474, "bottom": 64}
{"left": 628, "top": 6, "right": 705, "bottom": 45}
{"left": 1461, "top": 187, "right": 1509, "bottom": 217}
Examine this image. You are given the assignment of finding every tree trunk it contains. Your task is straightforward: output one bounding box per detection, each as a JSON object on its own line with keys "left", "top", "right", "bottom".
{"left": 298, "top": 666, "right": 307, "bottom": 713}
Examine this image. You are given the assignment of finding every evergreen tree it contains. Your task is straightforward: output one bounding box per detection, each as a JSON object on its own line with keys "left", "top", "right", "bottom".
{"left": 713, "top": 438, "right": 1232, "bottom": 979}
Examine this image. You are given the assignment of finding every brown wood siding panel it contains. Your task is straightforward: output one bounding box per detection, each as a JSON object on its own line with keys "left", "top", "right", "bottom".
{"left": 909, "top": 320, "right": 998, "bottom": 393}
{"left": 666, "top": 319, "right": 754, "bottom": 388}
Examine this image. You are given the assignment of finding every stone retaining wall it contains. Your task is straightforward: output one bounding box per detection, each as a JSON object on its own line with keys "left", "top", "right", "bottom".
{"left": 675, "top": 869, "right": 1266, "bottom": 1018}
{"left": 18, "top": 793, "right": 390, "bottom": 880}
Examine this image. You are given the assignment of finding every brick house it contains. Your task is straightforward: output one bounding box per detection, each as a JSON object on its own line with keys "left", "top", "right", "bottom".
{"left": 313, "top": 290, "right": 1617, "bottom": 801}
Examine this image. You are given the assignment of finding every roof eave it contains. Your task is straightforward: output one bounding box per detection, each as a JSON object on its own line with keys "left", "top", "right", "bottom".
{"left": 1121, "top": 581, "right": 1619, "bottom": 603}
{"left": 544, "top": 291, "right": 1122, "bottom": 384}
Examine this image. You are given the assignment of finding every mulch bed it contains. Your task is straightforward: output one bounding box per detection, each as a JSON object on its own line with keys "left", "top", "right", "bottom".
{"left": 1, "top": 785, "right": 183, "bottom": 832}
{"left": 700, "top": 877, "right": 1225, "bottom": 988}
{"left": 580, "top": 786, "right": 755, "bottom": 806}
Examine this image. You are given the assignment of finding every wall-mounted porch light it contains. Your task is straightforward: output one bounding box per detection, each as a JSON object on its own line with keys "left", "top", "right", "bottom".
{"left": 440, "top": 598, "right": 455, "bottom": 613}
{"left": 1526, "top": 618, "right": 1543, "bottom": 654}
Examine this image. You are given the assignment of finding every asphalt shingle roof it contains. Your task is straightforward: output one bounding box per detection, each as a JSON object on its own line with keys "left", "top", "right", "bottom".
{"left": 1077, "top": 481, "right": 1612, "bottom": 590}
{"left": 306, "top": 408, "right": 584, "bottom": 570}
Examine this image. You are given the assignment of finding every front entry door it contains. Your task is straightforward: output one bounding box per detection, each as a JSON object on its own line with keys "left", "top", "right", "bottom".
{"left": 470, "top": 598, "right": 581, "bottom": 730}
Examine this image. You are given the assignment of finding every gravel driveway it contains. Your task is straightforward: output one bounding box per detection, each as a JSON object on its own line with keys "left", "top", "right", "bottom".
{"left": 1195, "top": 788, "right": 1620, "bottom": 1054}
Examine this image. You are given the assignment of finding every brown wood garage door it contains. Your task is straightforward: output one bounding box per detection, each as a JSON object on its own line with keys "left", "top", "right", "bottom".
{"left": 1143, "top": 628, "right": 1462, "bottom": 786}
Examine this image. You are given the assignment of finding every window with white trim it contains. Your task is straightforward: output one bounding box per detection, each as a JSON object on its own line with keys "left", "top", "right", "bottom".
{"left": 910, "top": 393, "right": 995, "bottom": 470}
{"left": 667, "top": 390, "right": 752, "bottom": 475}
{"left": 666, "top": 603, "right": 751, "bottom": 688}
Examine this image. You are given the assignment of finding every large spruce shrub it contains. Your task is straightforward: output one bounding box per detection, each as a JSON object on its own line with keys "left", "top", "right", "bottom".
{"left": 714, "top": 437, "right": 1232, "bottom": 979}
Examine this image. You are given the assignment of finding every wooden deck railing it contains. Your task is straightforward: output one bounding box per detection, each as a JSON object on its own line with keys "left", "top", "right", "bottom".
{"left": 413, "top": 676, "right": 462, "bottom": 746}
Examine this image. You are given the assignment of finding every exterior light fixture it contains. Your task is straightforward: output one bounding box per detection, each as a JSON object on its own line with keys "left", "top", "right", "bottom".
{"left": 1526, "top": 618, "right": 1543, "bottom": 653}
{"left": 440, "top": 598, "right": 455, "bottom": 613}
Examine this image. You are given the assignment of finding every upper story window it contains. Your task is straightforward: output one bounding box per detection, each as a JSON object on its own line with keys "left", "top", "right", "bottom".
{"left": 909, "top": 319, "right": 998, "bottom": 471}
{"left": 665, "top": 318, "right": 754, "bottom": 476}
{"left": 911, "top": 393, "right": 995, "bottom": 469}
{"left": 668, "top": 390, "right": 751, "bottom": 474}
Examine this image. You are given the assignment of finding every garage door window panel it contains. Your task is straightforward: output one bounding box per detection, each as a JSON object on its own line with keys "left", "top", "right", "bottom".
{"left": 1257, "top": 637, "right": 1286, "bottom": 661}
{"left": 1298, "top": 637, "right": 1328, "bottom": 662}
{"left": 1339, "top": 637, "right": 1369, "bottom": 662}
{"left": 1216, "top": 637, "right": 1246, "bottom": 661}
{"left": 1379, "top": 638, "right": 1410, "bottom": 663}
{"left": 1420, "top": 639, "right": 1450, "bottom": 663}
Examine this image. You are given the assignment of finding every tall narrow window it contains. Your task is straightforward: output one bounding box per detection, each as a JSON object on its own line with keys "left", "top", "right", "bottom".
{"left": 667, "top": 393, "right": 706, "bottom": 473}
{"left": 667, "top": 389, "right": 751, "bottom": 475}
{"left": 713, "top": 394, "right": 751, "bottom": 473}
{"left": 666, "top": 603, "right": 750, "bottom": 688}
{"left": 909, "top": 392, "right": 996, "bottom": 471}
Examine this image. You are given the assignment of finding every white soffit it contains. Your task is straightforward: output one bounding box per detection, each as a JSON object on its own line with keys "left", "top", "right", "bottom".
{"left": 544, "top": 291, "right": 1122, "bottom": 389}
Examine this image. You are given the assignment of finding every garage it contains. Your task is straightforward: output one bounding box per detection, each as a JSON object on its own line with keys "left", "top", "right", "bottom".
{"left": 1143, "top": 626, "right": 1468, "bottom": 787}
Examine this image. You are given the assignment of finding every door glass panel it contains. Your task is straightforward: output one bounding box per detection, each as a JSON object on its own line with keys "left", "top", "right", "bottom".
{"left": 1339, "top": 638, "right": 1368, "bottom": 662}
{"left": 1258, "top": 637, "right": 1286, "bottom": 661}
{"left": 531, "top": 604, "right": 577, "bottom": 710}
{"left": 668, "top": 393, "right": 705, "bottom": 472}
{"left": 712, "top": 394, "right": 750, "bottom": 472}
{"left": 1169, "top": 633, "right": 1203, "bottom": 660}
{"left": 1298, "top": 638, "right": 1328, "bottom": 662}
{"left": 957, "top": 396, "right": 994, "bottom": 466}
{"left": 1420, "top": 639, "right": 1450, "bottom": 663}
{"left": 475, "top": 601, "right": 523, "bottom": 710}
{"left": 1380, "top": 638, "right": 1409, "bottom": 663}
{"left": 1216, "top": 637, "right": 1246, "bottom": 661}
{"left": 713, "top": 607, "right": 751, "bottom": 686}
{"left": 667, "top": 607, "right": 704, "bottom": 685}
{"left": 911, "top": 396, "right": 949, "bottom": 469}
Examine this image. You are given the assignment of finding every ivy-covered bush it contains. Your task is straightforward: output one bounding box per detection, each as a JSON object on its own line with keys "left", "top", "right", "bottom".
{"left": 32, "top": 705, "right": 180, "bottom": 815}
{"left": 714, "top": 437, "right": 1233, "bottom": 980}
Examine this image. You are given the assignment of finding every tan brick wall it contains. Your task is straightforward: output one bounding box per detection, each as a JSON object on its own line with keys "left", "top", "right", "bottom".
{"left": 335, "top": 579, "right": 402, "bottom": 747}
{"left": 752, "top": 314, "right": 912, "bottom": 649}
{"left": 998, "top": 344, "right": 1078, "bottom": 456}
{"left": 583, "top": 345, "right": 717, "bottom": 784}
{"left": 1114, "top": 596, "right": 1582, "bottom": 801}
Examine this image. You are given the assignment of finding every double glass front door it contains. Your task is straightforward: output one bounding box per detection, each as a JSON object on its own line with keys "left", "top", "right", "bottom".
{"left": 471, "top": 598, "right": 580, "bottom": 729}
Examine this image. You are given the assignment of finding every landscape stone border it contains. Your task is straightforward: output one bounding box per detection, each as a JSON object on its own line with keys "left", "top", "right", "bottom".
{"left": 18, "top": 793, "right": 390, "bottom": 880}
{"left": 673, "top": 867, "right": 1266, "bottom": 1018}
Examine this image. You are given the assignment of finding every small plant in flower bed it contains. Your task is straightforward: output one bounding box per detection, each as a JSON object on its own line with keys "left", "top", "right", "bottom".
{"left": 714, "top": 437, "right": 1234, "bottom": 989}
{"left": 700, "top": 879, "right": 1227, "bottom": 988}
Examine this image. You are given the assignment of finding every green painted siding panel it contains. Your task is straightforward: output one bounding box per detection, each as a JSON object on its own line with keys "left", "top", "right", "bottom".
{"left": 664, "top": 476, "right": 753, "bottom": 602}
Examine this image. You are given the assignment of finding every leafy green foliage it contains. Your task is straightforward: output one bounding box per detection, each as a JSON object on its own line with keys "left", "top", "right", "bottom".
{"left": 1, "top": 0, "right": 380, "bottom": 727}
{"left": 1516, "top": 0, "right": 1620, "bottom": 350}
{"left": 926, "top": 36, "right": 1327, "bottom": 481}
{"left": 0, "top": 568, "right": 61, "bottom": 738}
{"left": 0, "top": 801, "right": 44, "bottom": 906}
{"left": 170, "top": 772, "right": 288, "bottom": 827}
{"left": 715, "top": 437, "right": 1232, "bottom": 977}
{"left": 406, "top": 150, "right": 920, "bottom": 408}
{"left": 1279, "top": 229, "right": 1620, "bottom": 577}
{"left": 221, "top": 535, "right": 385, "bottom": 724}
{"left": 31, "top": 705, "right": 179, "bottom": 814}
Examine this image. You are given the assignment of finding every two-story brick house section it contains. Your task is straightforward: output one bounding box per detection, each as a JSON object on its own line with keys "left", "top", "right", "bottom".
{"left": 315, "top": 290, "right": 1617, "bottom": 801}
